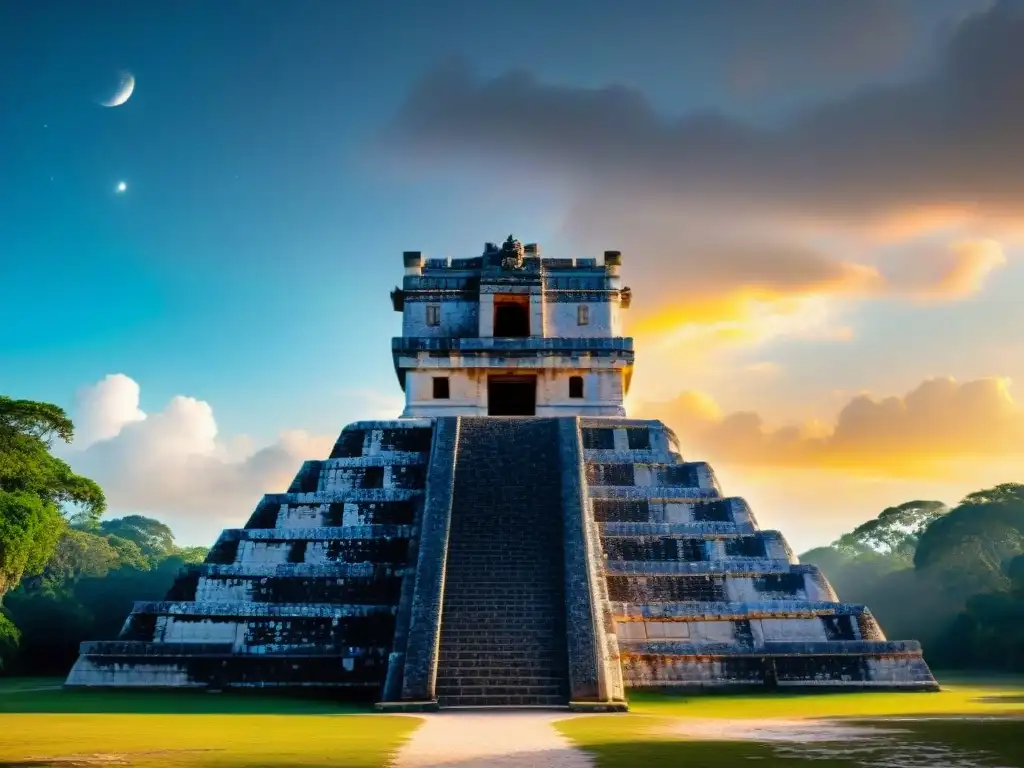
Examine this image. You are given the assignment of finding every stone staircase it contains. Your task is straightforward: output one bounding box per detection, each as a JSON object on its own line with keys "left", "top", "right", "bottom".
{"left": 435, "top": 418, "right": 570, "bottom": 707}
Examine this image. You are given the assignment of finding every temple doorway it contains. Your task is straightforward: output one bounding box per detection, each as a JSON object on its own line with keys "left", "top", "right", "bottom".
{"left": 493, "top": 295, "right": 530, "bottom": 337}
{"left": 488, "top": 375, "right": 536, "bottom": 416}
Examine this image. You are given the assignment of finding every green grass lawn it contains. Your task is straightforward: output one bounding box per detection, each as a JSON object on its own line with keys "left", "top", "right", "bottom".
{"left": 556, "top": 676, "right": 1024, "bottom": 768}
{"left": 624, "top": 677, "right": 1024, "bottom": 719}
{"left": 0, "top": 680, "right": 419, "bottom": 767}
{"left": 556, "top": 716, "right": 1024, "bottom": 768}
{"left": 2, "top": 676, "right": 1023, "bottom": 767}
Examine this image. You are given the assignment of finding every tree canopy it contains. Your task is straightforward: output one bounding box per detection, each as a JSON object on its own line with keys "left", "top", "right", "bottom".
{"left": 2, "top": 514, "right": 209, "bottom": 673}
{"left": 835, "top": 500, "right": 947, "bottom": 563}
{"left": 914, "top": 484, "right": 1024, "bottom": 592}
{"left": 0, "top": 396, "right": 106, "bottom": 601}
{"left": 98, "top": 516, "right": 176, "bottom": 560}
{"left": 802, "top": 483, "right": 1024, "bottom": 671}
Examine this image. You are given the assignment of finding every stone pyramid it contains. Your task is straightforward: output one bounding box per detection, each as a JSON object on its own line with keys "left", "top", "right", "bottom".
{"left": 66, "top": 239, "right": 936, "bottom": 707}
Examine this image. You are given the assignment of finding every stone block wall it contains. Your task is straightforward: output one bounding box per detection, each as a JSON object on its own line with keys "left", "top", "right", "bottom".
{"left": 400, "top": 363, "right": 628, "bottom": 418}
{"left": 66, "top": 413, "right": 937, "bottom": 696}
{"left": 558, "top": 418, "right": 626, "bottom": 705}
{"left": 65, "top": 420, "right": 436, "bottom": 691}
{"left": 578, "top": 417, "right": 938, "bottom": 690}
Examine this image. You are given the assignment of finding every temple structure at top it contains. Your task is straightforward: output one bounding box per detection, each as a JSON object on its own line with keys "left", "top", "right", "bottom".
{"left": 65, "top": 235, "right": 937, "bottom": 707}
{"left": 390, "top": 236, "right": 633, "bottom": 418}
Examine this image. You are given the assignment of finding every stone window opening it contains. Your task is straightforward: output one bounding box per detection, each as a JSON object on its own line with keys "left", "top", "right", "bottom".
{"left": 577, "top": 304, "right": 589, "bottom": 325}
{"left": 569, "top": 376, "right": 584, "bottom": 399}
{"left": 487, "top": 374, "right": 536, "bottom": 416}
{"left": 432, "top": 377, "right": 450, "bottom": 399}
{"left": 426, "top": 304, "right": 441, "bottom": 327}
{"left": 493, "top": 294, "right": 530, "bottom": 337}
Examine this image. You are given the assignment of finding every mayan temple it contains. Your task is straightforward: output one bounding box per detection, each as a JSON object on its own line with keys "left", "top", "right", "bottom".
{"left": 66, "top": 236, "right": 937, "bottom": 707}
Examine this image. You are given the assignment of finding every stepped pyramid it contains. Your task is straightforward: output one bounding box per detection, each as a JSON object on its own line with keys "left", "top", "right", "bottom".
{"left": 66, "top": 237, "right": 937, "bottom": 706}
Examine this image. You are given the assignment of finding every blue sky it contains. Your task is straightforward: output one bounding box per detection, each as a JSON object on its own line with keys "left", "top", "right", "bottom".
{"left": 3, "top": 0, "right": 1022, "bottom": 549}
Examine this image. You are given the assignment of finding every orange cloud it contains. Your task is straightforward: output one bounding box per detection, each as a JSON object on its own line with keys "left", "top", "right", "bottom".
{"left": 916, "top": 240, "right": 1007, "bottom": 298}
{"left": 864, "top": 205, "right": 982, "bottom": 243}
{"left": 623, "top": 237, "right": 1006, "bottom": 364}
{"left": 633, "top": 376, "right": 1024, "bottom": 479}
{"left": 882, "top": 239, "right": 1008, "bottom": 300}
{"left": 626, "top": 284, "right": 860, "bottom": 363}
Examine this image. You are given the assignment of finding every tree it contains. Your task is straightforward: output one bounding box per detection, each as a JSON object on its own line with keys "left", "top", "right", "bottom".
{"left": 1010, "top": 554, "right": 1024, "bottom": 595}
{"left": 914, "top": 486, "right": 1024, "bottom": 593}
{"left": 175, "top": 546, "right": 209, "bottom": 565}
{"left": 42, "top": 530, "right": 121, "bottom": 587}
{"left": 960, "top": 483, "right": 1024, "bottom": 507}
{"left": 0, "top": 493, "right": 63, "bottom": 599}
{"left": 835, "top": 500, "right": 947, "bottom": 563}
{"left": 99, "top": 516, "right": 175, "bottom": 561}
{"left": 0, "top": 610, "right": 19, "bottom": 670}
{"left": 5, "top": 553, "right": 195, "bottom": 674}
{"left": 800, "top": 500, "right": 948, "bottom": 601}
{"left": 929, "top": 553, "right": 1024, "bottom": 671}
{"left": 0, "top": 396, "right": 105, "bottom": 601}
{"left": 105, "top": 536, "right": 150, "bottom": 571}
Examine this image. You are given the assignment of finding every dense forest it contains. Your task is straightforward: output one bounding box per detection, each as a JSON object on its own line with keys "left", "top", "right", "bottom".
{"left": 2, "top": 393, "right": 1023, "bottom": 675}
{"left": 800, "top": 488, "right": 1024, "bottom": 671}
{"left": 0, "top": 395, "right": 207, "bottom": 673}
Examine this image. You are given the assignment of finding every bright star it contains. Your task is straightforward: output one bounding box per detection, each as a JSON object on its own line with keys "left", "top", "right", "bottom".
{"left": 116, "top": 181, "right": 127, "bottom": 193}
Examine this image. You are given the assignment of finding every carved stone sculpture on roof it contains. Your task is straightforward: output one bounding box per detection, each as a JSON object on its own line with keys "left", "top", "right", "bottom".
{"left": 500, "top": 234, "right": 525, "bottom": 270}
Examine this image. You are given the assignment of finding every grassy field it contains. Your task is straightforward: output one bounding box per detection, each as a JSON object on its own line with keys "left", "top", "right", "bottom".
{"left": 625, "top": 676, "right": 1024, "bottom": 718}
{"left": 557, "top": 677, "right": 1024, "bottom": 768}
{"left": 556, "top": 717, "right": 1024, "bottom": 768}
{"left": 1, "top": 676, "right": 1022, "bottom": 767}
{"left": 0, "top": 680, "right": 419, "bottom": 767}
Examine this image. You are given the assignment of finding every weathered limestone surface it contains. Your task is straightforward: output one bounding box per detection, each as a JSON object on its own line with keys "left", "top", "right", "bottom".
{"left": 579, "top": 418, "right": 937, "bottom": 690}
{"left": 391, "top": 417, "right": 459, "bottom": 702}
{"left": 65, "top": 420, "right": 435, "bottom": 691}
{"left": 67, "top": 237, "right": 936, "bottom": 698}
{"left": 558, "top": 418, "right": 626, "bottom": 707}
{"left": 394, "top": 240, "right": 633, "bottom": 418}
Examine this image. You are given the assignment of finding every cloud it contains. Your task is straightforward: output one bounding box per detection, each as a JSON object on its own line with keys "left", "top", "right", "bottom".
{"left": 65, "top": 374, "right": 334, "bottom": 527}
{"left": 386, "top": 1, "right": 1024, "bottom": 225}
{"left": 73, "top": 374, "right": 146, "bottom": 448}
{"left": 634, "top": 376, "right": 1024, "bottom": 478}
{"left": 380, "top": 1, "right": 1020, "bottom": 348}
{"left": 882, "top": 239, "right": 1008, "bottom": 299}
{"left": 711, "top": 0, "right": 992, "bottom": 96}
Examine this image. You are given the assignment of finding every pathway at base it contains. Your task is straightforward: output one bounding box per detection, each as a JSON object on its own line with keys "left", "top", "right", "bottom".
{"left": 391, "top": 711, "right": 593, "bottom": 768}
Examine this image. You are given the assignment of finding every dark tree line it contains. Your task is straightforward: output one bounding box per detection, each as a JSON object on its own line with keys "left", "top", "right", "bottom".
{"left": 2, "top": 516, "right": 206, "bottom": 674}
{"left": 0, "top": 396, "right": 206, "bottom": 673}
{"left": 1, "top": 396, "right": 106, "bottom": 669}
{"left": 801, "top": 484, "right": 1024, "bottom": 671}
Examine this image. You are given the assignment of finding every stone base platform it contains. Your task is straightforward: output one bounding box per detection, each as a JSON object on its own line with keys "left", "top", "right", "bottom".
{"left": 375, "top": 700, "right": 441, "bottom": 712}
{"left": 64, "top": 417, "right": 937, "bottom": 700}
{"left": 568, "top": 700, "right": 630, "bottom": 712}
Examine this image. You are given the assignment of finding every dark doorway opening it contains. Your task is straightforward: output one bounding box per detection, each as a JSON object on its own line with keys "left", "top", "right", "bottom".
{"left": 493, "top": 295, "right": 530, "bottom": 337}
{"left": 488, "top": 376, "right": 537, "bottom": 416}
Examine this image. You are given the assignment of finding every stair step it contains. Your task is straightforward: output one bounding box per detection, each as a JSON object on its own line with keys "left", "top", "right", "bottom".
{"left": 437, "top": 688, "right": 565, "bottom": 699}
{"left": 434, "top": 684, "right": 569, "bottom": 688}
{"left": 439, "top": 673, "right": 567, "bottom": 680}
{"left": 441, "top": 626, "right": 560, "bottom": 635}
{"left": 438, "top": 694, "right": 568, "bottom": 707}
{"left": 436, "top": 419, "right": 571, "bottom": 707}
{"left": 438, "top": 638, "right": 563, "bottom": 647}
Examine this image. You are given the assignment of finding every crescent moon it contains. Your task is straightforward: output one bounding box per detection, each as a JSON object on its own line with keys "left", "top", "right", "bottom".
{"left": 100, "top": 71, "right": 135, "bottom": 108}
